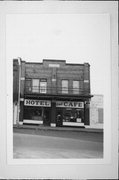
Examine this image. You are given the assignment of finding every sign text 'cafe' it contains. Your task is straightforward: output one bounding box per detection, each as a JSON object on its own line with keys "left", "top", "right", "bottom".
{"left": 56, "top": 101, "right": 84, "bottom": 108}
{"left": 24, "top": 99, "right": 84, "bottom": 108}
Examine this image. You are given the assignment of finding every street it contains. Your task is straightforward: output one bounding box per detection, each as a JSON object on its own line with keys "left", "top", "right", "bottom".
{"left": 13, "top": 129, "right": 103, "bottom": 159}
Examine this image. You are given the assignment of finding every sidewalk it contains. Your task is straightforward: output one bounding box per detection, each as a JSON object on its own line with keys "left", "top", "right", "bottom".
{"left": 13, "top": 124, "right": 103, "bottom": 133}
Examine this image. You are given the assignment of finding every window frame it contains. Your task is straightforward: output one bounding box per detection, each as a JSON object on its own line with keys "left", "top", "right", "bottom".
{"left": 25, "top": 78, "right": 32, "bottom": 93}
{"left": 73, "top": 80, "right": 80, "bottom": 94}
{"left": 40, "top": 79, "right": 47, "bottom": 94}
{"left": 61, "top": 79, "right": 69, "bottom": 94}
{"left": 32, "top": 78, "right": 40, "bottom": 93}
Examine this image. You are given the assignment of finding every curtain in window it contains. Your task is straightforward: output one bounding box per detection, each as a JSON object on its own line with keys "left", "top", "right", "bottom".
{"left": 73, "top": 81, "right": 79, "bottom": 94}
{"left": 32, "top": 79, "right": 39, "bottom": 93}
{"left": 40, "top": 81, "right": 47, "bottom": 93}
{"left": 62, "top": 80, "right": 68, "bottom": 94}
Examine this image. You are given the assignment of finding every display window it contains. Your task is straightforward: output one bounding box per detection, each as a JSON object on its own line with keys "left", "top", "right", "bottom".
{"left": 24, "top": 107, "right": 43, "bottom": 121}
{"left": 24, "top": 106, "right": 51, "bottom": 126}
{"left": 62, "top": 108, "right": 84, "bottom": 123}
{"left": 56, "top": 107, "right": 84, "bottom": 127}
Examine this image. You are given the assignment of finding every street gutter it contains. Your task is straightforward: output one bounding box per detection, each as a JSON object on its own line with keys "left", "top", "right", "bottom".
{"left": 13, "top": 124, "right": 103, "bottom": 133}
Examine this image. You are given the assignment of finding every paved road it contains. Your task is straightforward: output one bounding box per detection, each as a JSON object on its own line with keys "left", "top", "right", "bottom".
{"left": 13, "top": 127, "right": 103, "bottom": 142}
{"left": 13, "top": 131, "right": 103, "bottom": 159}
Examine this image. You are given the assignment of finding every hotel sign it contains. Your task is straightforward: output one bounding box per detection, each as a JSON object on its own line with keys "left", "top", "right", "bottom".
{"left": 56, "top": 101, "right": 84, "bottom": 108}
{"left": 24, "top": 99, "right": 51, "bottom": 107}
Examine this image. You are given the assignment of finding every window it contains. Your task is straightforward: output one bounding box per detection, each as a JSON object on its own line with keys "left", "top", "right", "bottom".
{"left": 25, "top": 79, "right": 32, "bottom": 92}
{"left": 62, "top": 80, "right": 68, "bottom": 94}
{"left": 32, "top": 79, "right": 39, "bottom": 93}
{"left": 73, "top": 81, "right": 79, "bottom": 94}
{"left": 62, "top": 109, "right": 84, "bottom": 123}
{"left": 31, "top": 79, "right": 47, "bottom": 93}
{"left": 24, "top": 107, "right": 43, "bottom": 121}
{"left": 40, "top": 79, "right": 47, "bottom": 93}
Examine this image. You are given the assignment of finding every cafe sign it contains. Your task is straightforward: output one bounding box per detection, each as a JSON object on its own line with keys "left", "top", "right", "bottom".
{"left": 56, "top": 101, "right": 84, "bottom": 108}
{"left": 24, "top": 99, "right": 51, "bottom": 107}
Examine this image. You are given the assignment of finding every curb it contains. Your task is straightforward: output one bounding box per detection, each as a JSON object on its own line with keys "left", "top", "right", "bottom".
{"left": 13, "top": 125, "right": 103, "bottom": 133}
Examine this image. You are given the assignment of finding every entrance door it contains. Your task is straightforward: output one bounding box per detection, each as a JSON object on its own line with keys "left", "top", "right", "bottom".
{"left": 56, "top": 110, "right": 63, "bottom": 127}
{"left": 43, "top": 109, "right": 51, "bottom": 126}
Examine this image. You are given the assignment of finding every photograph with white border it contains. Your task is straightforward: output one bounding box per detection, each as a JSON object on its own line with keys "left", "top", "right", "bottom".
{"left": 0, "top": 1, "right": 118, "bottom": 179}
{"left": 8, "top": 13, "right": 108, "bottom": 162}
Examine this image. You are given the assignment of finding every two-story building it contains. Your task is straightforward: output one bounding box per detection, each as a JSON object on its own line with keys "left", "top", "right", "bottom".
{"left": 13, "top": 58, "right": 92, "bottom": 127}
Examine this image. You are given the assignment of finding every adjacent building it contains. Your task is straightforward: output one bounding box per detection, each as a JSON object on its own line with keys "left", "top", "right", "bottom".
{"left": 90, "top": 94, "right": 103, "bottom": 129}
{"left": 13, "top": 58, "right": 93, "bottom": 127}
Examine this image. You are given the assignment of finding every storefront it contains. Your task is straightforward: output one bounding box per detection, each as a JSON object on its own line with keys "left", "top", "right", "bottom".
{"left": 56, "top": 101, "right": 84, "bottom": 127}
{"left": 23, "top": 99, "right": 51, "bottom": 125}
{"left": 23, "top": 99, "right": 85, "bottom": 127}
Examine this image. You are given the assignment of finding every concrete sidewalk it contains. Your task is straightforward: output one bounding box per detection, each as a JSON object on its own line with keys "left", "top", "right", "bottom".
{"left": 13, "top": 124, "right": 103, "bottom": 133}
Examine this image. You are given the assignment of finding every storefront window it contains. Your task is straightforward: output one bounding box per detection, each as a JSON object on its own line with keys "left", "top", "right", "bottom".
{"left": 63, "top": 109, "right": 83, "bottom": 123}
{"left": 24, "top": 107, "right": 43, "bottom": 120}
{"left": 32, "top": 109, "right": 42, "bottom": 120}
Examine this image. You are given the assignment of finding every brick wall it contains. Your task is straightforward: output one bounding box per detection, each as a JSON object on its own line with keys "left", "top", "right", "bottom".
{"left": 13, "top": 58, "right": 91, "bottom": 125}
{"left": 23, "top": 59, "right": 90, "bottom": 96}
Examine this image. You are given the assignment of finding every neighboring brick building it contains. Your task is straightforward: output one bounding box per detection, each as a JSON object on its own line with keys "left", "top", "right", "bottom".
{"left": 13, "top": 58, "right": 92, "bottom": 127}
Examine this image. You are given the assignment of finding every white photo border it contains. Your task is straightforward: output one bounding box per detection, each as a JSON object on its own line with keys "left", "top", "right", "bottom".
{"left": 0, "top": 1, "right": 118, "bottom": 179}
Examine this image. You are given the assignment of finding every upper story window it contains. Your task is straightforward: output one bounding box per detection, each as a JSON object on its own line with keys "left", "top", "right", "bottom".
{"left": 32, "top": 79, "right": 39, "bottom": 93}
{"left": 62, "top": 80, "right": 68, "bottom": 94}
{"left": 40, "top": 79, "right": 47, "bottom": 93}
{"left": 25, "top": 79, "right": 32, "bottom": 92}
{"left": 73, "top": 80, "right": 79, "bottom": 94}
{"left": 25, "top": 78, "right": 47, "bottom": 94}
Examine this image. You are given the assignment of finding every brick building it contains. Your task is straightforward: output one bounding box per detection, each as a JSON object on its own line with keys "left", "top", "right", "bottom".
{"left": 13, "top": 58, "right": 92, "bottom": 127}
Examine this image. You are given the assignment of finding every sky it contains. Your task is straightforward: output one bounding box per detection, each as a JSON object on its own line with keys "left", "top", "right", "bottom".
{"left": 6, "top": 14, "right": 110, "bottom": 95}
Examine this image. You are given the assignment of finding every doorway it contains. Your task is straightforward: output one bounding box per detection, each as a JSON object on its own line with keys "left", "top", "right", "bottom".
{"left": 56, "top": 109, "right": 63, "bottom": 127}
{"left": 43, "top": 108, "right": 51, "bottom": 126}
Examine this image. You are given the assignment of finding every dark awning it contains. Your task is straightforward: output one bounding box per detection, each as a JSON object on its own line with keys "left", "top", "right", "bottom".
{"left": 24, "top": 93, "right": 93, "bottom": 101}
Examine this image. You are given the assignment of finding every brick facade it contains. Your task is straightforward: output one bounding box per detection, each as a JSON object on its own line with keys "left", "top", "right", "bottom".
{"left": 13, "top": 58, "right": 92, "bottom": 127}
{"left": 24, "top": 60, "right": 90, "bottom": 95}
